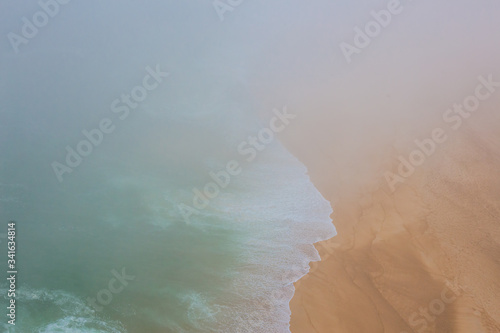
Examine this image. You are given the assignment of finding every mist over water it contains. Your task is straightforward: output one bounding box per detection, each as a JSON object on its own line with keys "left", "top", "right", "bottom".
{"left": 1, "top": 112, "right": 335, "bottom": 332}
{"left": 0, "top": 1, "right": 337, "bottom": 332}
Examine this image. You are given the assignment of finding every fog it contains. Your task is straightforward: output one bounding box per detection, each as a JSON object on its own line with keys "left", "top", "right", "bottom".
{"left": 2, "top": 0, "right": 499, "bottom": 188}
{"left": 0, "top": 0, "right": 499, "bottom": 331}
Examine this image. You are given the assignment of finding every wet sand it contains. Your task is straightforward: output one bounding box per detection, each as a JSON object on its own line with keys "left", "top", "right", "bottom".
{"left": 288, "top": 111, "right": 500, "bottom": 332}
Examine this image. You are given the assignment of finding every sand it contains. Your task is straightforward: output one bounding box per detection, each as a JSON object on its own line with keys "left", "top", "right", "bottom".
{"left": 287, "top": 115, "right": 500, "bottom": 332}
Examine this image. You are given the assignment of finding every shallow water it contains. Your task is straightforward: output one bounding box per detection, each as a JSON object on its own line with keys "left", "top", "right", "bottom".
{"left": 1, "top": 129, "right": 335, "bottom": 332}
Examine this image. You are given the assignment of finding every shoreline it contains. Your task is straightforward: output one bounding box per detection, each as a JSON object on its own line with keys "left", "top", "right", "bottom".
{"left": 286, "top": 117, "right": 500, "bottom": 332}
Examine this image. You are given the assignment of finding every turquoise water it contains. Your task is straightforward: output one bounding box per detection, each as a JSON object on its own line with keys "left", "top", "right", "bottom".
{"left": 0, "top": 3, "right": 335, "bottom": 330}
{"left": 1, "top": 126, "right": 335, "bottom": 332}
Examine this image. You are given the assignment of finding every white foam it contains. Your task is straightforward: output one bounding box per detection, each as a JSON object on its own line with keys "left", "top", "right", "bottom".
{"left": 0, "top": 286, "right": 126, "bottom": 333}
{"left": 183, "top": 141, "right": 335, "bottom": 332}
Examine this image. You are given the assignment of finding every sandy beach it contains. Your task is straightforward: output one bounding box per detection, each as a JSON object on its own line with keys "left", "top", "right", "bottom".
{"left": 287, "top": 103, "right": 500, "bottom": 332}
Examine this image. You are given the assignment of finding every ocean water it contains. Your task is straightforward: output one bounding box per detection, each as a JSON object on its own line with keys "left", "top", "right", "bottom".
{"left": 0, "top": 107, "right": 335, "bottom": 332}
{"left": 0, "top": 2, "right": 336, "bottom": 331}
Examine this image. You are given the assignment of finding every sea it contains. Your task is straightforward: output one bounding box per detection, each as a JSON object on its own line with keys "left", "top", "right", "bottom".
{"left": 0, "top": 123, "right": 335, "bottom": 332}
{"left": 0, "top": 2, "right": 335, "bottom": 331}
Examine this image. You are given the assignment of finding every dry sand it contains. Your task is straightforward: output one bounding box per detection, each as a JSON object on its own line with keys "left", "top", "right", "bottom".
{"left": 287, "top": 113, "right": 500, "bottom": 332}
